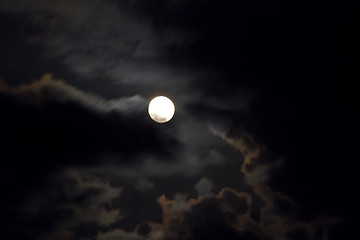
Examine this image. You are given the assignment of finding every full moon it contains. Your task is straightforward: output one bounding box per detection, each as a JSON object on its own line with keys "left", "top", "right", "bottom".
{"left": 148, "top": 96, "right": 175, "bottom": 123}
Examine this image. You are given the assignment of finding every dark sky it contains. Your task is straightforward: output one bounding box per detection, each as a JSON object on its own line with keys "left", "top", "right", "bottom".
{"left": 0, "top": 0, "right": 357, "bottom": 239}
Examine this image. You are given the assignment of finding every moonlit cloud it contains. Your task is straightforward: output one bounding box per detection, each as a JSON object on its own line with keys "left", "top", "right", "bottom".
{"left": 0, "top": 73, "right": 147, "bottom": 114}
{"left": 194, "top": 177, "right": 213, "bottom": 196}
{"left": 21, "top": 169, "right": 123, "bottom": 240}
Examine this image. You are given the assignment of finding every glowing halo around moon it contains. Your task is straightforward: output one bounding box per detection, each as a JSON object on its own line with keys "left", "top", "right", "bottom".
{"left": 148, "top": 96, "right": 175, "bottom": 123}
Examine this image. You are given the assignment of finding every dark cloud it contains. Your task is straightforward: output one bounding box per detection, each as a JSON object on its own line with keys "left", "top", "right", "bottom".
{"left": 94, "top": 133, "right": 336, "bottom": 240}
{"left": 3, "top": 169, "right": 123, "bottom": 240}
{"left": 139, "top": 185, "right": 333, "bottom": 240}
{"left": 194, "top": 177, "right": 213, "bottom": 196}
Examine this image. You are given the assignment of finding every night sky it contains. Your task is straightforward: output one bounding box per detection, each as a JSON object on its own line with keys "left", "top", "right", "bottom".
{"left": 0, "top": 0, "right": 357, "bottom": 239}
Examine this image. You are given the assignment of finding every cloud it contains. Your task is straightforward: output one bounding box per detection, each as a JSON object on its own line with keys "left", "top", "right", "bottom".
{"left": 97, "top": 228, "right": 145, "bottom": 240}
{"left": 0, "top": 73, "right": 146, "bottom": 114}
{"left": 18, "top": 169, "right": 123, "bottom": 240}
{"left": 56, "top": 170, "right": 122, "bottom": 225}
{"left": 148, "top": 188, "right": 252, "bottom": 240}
{"left": 246, "top": 159, "right": 284, "bottom": 185}
{"left": 222, "top": 131, "right": 261, "bottom": 175}
{"left": 146, "top": 186, "right": 335, "bottom": 240}
{"left": 135, "top": 178, "right": 155, "bottom": 192}
{"left": 1, "top": 0, "right": 186, "bottom": 86}
{"left": 114, "top": 132, "right": 336, "bottom": 240}
{"left": 194, "top": 177, "right": 213, "bottom": 196}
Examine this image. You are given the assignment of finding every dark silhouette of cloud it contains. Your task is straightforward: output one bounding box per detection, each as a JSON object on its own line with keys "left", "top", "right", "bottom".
{"left": 94, "top": 133, "right": 336, "bottom": 240}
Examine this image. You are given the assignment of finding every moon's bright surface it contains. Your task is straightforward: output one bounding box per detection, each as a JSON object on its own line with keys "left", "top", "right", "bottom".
{"left": 148, "top": 96, "right": 175, "bottom": 123}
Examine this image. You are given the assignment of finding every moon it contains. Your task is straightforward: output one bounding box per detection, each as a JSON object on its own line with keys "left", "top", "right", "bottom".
{"left": 148, "top": 96, "right": 175, "bottom": 123}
